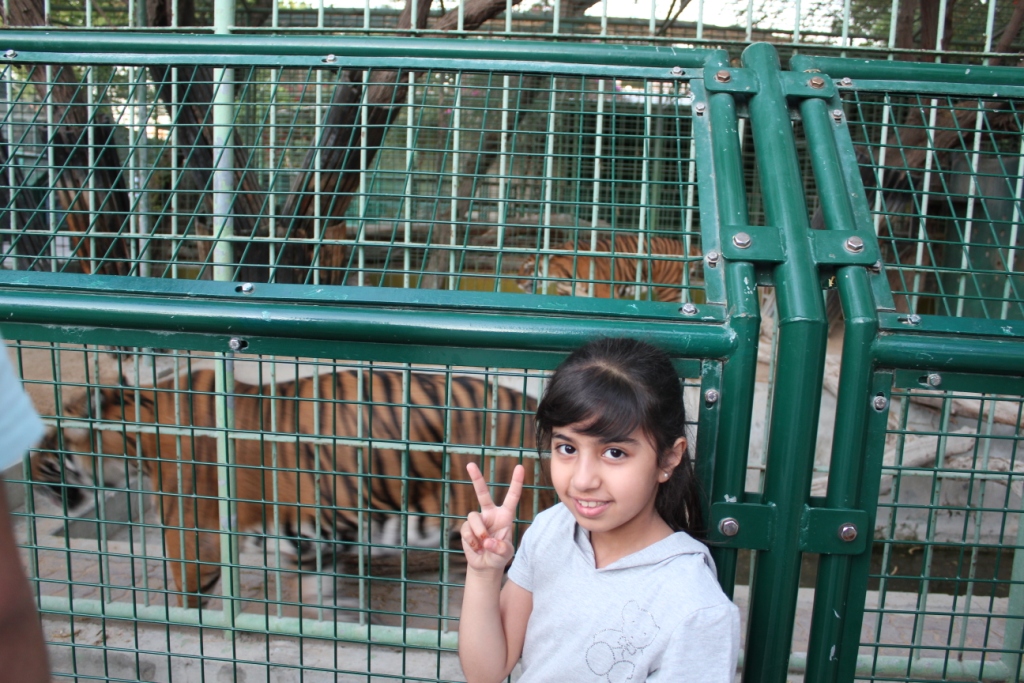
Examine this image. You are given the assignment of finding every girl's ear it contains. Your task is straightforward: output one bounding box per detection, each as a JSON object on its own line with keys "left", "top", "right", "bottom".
{"left": 661, "top": 437, "right": 686, "bottom": 477}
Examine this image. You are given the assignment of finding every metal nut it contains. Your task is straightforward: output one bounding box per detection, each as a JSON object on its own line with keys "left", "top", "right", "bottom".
{"left": 732, "top": 232, "right": 752, "bottom": 249}
{"left": 680, "top": 303, "right": 698, "bottom": 316}
{"left": 905, "top": 314, "right": 922, "bottom": 326}
{"left": 715, "top": 69, "right": 731, "bottom": 83}
{"left": 719, "top": 518, "right": 740, "bottom": 537}
{"left": 809, "top": 76, "right": 826, "bottom": 89}
{"left": 672, "top": 66, "right": 683, "bottom": 75}
{"left": 694, "top": 102, "right": 706, "bottom": 116}
{"left": 872, "top": 395, "right": 888, "bottom": 411}
{"left": 705, "top": 250, "right": 719, "bottom": 267}
{"left": 239, "top": 282, "right": 255, "bottom": 294}
{"left": 704, "top": 389, "right": 720, "bottom": 406}
{"left": 228, "top": 338, "right": 244, "bottom": 351}
{"left": 840, "top": 77, "right": 853, "bottom": 87}
{"left": 4, "top": 49, "right": 16, "bottom": 59}
{"left": 832, "top": 108, "right": 844, "bottom": 121}
{"left": 323, "top": 54, "right": 337, "bottom": 63}
{"left": 839, "top": 523, "right": 858, "bottom": 542}
{"left": 844, "top": 236, "right": 865, "bottom": 253}
{"left": 927, "top": 373, "right": 942, "bottom": 387}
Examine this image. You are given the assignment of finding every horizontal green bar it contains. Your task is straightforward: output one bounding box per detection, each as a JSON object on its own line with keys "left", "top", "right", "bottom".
{"left": 0, "top": 272, "right": 713, "bottom": 323}
{"left": 790, "top": 54, "right": 1024, "bottom": 87}
{"left": 0, "top": 287, "right": 735, "bottom": 361}
{"left": 1, "top": 31, "right": 724, "bottom": 70}
{"left": 38, "top": 595, "right": 457, "bottom": 649}
{"left": 36, "top": 595, "right": 1021, "bottom": 680}
{"left": 873, "top": 333, "right": 1024, "bottom": 377}
{"left": 893, "top": 369, "right": 1024, "bottom": 396}
{"left": 831, "top": 79, "right": 1024, "bottom": 100}
{"left": 879, "top": 312, "right": 1024, "bottom": 341}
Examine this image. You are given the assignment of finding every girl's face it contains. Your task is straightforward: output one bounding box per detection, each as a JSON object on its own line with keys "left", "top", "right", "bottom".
{"left": 549, "top": 421, "right": 685, "bottom": 559}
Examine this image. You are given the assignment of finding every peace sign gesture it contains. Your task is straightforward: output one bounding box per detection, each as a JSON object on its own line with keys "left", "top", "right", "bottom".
{"left": 460, "top": 462, "right": 525, "bottom": 572}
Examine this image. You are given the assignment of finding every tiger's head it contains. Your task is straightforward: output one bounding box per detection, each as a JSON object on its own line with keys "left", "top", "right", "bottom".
{"left": 30, "top": 388, "right": 139, "bottom": 514}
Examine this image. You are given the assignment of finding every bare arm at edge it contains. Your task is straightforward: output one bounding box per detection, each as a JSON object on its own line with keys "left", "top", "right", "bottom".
{"left": 0, "top": 478, "right": 50, "bottom": 683}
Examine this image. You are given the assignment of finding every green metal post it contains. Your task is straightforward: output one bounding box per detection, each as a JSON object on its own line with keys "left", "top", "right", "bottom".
{"left": 741, "top": 42, "right": 829, "bottom": 683}
{"left": 799, "top": 96, "right": 881, "bottom": 683}
{"left": 689, "top": 68, "right": 760, "bottom": 596}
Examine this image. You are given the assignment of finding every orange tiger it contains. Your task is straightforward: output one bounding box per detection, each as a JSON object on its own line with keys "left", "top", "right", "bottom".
{"left": 31, "top": 368, "right": 550, "bottom": 607}
{"left": 517, "top": 234, "right": 687, "bottom": 302}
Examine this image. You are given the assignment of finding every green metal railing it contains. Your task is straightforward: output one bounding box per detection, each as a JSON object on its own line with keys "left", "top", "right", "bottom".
{"left": 1, "top": 31, "right": 1022, "bottom": 683}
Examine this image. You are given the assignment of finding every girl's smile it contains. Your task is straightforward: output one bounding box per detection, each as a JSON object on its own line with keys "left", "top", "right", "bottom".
{"left": 549, "top": 422, "right": 684, "bottom": 566}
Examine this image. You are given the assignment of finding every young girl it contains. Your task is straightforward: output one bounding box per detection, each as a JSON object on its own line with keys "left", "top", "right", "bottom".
{"left": 459, "top": 337, "right": 739, "bottom": 683}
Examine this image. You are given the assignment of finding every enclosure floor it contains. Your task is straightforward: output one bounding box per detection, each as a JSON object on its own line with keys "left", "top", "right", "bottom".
{"left": 19, "top": 492, "right": 1011, "bottom": 683}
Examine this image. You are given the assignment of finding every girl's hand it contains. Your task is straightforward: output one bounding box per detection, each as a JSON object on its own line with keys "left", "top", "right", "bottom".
{"left": 460, "top": 462, "right": 524, "bottom": 573}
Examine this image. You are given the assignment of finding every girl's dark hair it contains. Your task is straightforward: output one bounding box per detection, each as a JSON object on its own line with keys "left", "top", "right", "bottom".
{"left": 535, "top": 337, "right": 704, "bottom": 536}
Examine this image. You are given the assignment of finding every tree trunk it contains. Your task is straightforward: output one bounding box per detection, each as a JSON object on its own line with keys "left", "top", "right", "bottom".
{"left": 5, "top": 0, "right": 133, "bottom": 274}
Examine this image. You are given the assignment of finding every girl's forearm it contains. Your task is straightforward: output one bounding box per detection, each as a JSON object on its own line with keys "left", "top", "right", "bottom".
{"left": 458, "top": 567, "right": 513, "bottom": 683}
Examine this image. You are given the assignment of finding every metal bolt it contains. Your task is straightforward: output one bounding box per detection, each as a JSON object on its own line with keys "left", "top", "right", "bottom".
{"left": 239, "top": 282, "right": 255, "bottom": 294}
{"left": 840, "top": 77, "right": 853, "bottom": 87}
{"left": 705, "top": 250, "right": 719, "bottom": 267}
{"left": 672, "top": 66, "right": 683, "bottom": 75}
{"left": 4, "top": 49, "right": 16, "bottom": 59}
{"left": 680, "top": 302, "right": 698, "bottom": 316}
{"left": 719, "top": 518, "right": 740, "bottom": 537}
{"left": 905, "top": 314, "right": 922, "bottom": 326}
{"left": 323, "top": 54, "right": 337, "bottom": 63}
{"left": 809, "top": 76, "right": 826, "bottom": 89}
{"left": 715, "top": 69, "right": 731, "bottom": 83}
{"left": 832, "top": 108, "right": 844, "bottom": 121}
{"left": 704, "top": 389, "right": 720, "bottom": 406}
{"left": 839, "top": 523, "right": 858, "bottom": 542}
{"left": 927, "top": 373, "right": 942, "bottom": 387}
{"left": 732, "top": 232, "right": 752, "bottom": 249}
{"left": 872, "top": 395, "right": 888, "bottom": 411}
{"left": 844, "top": 236, "right": 865, "bottom": 253}
{"left": 694, "top": 102, "right": 706, "bottom": 116}
{"left": 228, "top": 338, "right": 244, "bottom": 351}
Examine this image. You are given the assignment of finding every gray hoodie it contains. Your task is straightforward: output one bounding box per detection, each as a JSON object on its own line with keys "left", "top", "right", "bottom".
{"left": 506, "top": 503, "right": 740, "bottom": 683}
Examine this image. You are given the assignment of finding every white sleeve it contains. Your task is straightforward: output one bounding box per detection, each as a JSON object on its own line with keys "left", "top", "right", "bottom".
{"left": 652, "top": 602, "right": 741, "bottom": 682}
{"left": 0, "top": 341, "right": 44, "bottom": 473}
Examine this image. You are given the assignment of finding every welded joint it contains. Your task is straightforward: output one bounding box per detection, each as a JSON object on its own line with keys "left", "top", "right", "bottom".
{"left": 807, "top": 231, "right": 880, "bottom": 267}
{"left": 708, "top": 502, "right": 776, "bottom": 550}
{"left": 781, "top": 71, "right": 836, "bottom": 99}
{"left": 719, "top": 226, "right": 785, "bottom": 264}
{"left": 798, "top": 506, "right": 869, "bottom": 555}
{"left": 703, "top": 68, "right": 757, "bottom": 94}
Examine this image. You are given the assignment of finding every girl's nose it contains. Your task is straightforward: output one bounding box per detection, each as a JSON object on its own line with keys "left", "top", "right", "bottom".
{"left": 571, "top": 454, "right": 600, "bottom": 491}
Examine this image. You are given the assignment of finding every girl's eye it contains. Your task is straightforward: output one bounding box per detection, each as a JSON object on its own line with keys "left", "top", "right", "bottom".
{"left": 603, "top": 448, "right": 628, "bottom": 460}
{"left": 555, "top": 443, "right": 576, "bottom": 456}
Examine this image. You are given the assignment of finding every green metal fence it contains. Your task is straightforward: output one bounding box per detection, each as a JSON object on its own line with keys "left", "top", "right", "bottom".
{"left": 0, "top": 29, "right": 1022, "bottom": 683}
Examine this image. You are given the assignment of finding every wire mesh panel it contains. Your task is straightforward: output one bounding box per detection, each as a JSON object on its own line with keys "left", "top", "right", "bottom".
{"left": 0, "top": 33, "right": 759, "bottom": 683}
{"left": 0, "top": 42, "right": 707, "bottom": 305}
{"left": 841, "top": 88, "right": 1024, "bottom": 321}
{"left": 862, "top": 376, "right": 1024, "bottom": 681}
{"left": 781, "top": 54, "right": 1024, "bottom": 683}
{"left": 6, "top": 340, "right": 712, "bottom": 681}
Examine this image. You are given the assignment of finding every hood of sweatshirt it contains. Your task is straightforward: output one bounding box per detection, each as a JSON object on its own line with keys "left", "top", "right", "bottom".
{"left": 565, "top": 505, "right": 716, "bottom": 574}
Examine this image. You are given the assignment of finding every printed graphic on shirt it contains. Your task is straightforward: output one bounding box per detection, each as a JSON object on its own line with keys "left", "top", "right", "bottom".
{"left": 585, "top": 600, "right": 660, "bottom": 683}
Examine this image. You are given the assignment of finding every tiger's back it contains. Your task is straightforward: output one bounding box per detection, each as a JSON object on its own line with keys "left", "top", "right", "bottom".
{"left": 517, "top": 234, "right": 687, "bottom": 302}
{"left": 32, "top": 367, "right": 551, "bottom": 606}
